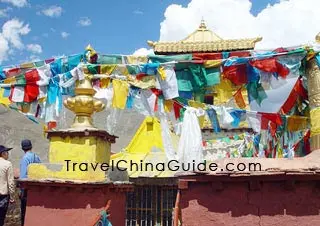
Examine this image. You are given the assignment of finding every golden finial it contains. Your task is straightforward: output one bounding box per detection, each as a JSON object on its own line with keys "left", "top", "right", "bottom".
{"left": 63, "top": 77, "right": 105, "bottom": 130}
{"left": 199, "top": 18, "right": 207, "bottom": 30}
{"left": 85, "top": 44, "right": 98, "bottom": 63}
{"left": 147, "top": 40, "right": 155, "bottom": 47}
{"left": 316, "top": 32, "right": 320, "bottom": 43}
{"left": 86, "top": 44, "right": 96, "bottom": 56}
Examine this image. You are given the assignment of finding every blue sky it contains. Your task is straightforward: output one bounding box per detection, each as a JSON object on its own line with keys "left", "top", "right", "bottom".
{"left": 0, "top": 0, "right": 281, "bottom": 66}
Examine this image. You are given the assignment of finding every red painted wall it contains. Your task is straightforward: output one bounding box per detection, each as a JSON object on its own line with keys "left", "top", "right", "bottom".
{"left": 23, "top": 185, "right": 128, "bottom": 226}
{"left": 179, "top": 179, "right": 320, "bottom": 226}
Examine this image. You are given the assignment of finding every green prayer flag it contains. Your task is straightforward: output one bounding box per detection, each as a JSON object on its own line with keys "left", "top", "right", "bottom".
{"left": 205, "top": 67, "right": 221, "bottom": 86}
{"left": 149, "top": 54, "right": 192, "bottom": 63}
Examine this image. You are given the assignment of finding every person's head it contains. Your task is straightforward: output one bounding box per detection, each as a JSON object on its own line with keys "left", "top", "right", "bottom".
{"left": 0, "top": 145, "right": 12, "bottom": 160}
{"left": 21, "top": 139, "right": 32, "bottom": 152}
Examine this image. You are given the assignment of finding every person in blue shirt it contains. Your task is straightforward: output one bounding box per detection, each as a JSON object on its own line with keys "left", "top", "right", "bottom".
{"left": 19, "top": 139, "right": 41, "bottom": 226}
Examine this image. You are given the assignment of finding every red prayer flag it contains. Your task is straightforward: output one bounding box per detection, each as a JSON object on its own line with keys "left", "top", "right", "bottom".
{"left": 47, "top": 121, "right": 57, "bottom": 130}
{"left": 173, "top": 102, "right": 182, "bottom": 120}
{"left": 294, "top": 79, "right": 308, "bottom": 99}
{"left": 249, "top": 57, "right": 290, "bottom": 78}
{"left": 24, "top": 69, "right": 40, "bottom": 103}
{"left": 193, "top": 53, "right": 222, "bottom": 60}
{"left": 150, "top": 88, "right": 163, "bottom": 112}
{"left": 222, "top": 64, "right": 247, "bottom": 85}
{"left": 280, "top": 79, "right": 308, "bottom": 114}
{"left": 136, "top": 73, "right": 148, "bottom": 80}
{"left": 261, "top": 112, "right": 282, "bottom": 125}
{"left": 260, "top": 115, "right": 269, "bottom": 130}
{"left": 229, "top": 51, "right": 251, "bottom": 57}
{"left": 5, "top": 68, "right": 21, "bottom": 78}
{"left": 270, "top": 121, "right": 277, "bottom": 137}
{"left": 45, "top": 58, "right": 55, "bottom": 64}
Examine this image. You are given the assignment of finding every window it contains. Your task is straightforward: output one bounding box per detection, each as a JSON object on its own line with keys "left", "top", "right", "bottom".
{"left": 126, "top": 185, "right": 177, "bottom": 226}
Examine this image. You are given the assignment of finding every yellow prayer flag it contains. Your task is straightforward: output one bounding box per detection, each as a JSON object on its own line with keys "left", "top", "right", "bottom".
{"left": 126, "top": 56, "right": 148, "bottom": 64}
{"left": 214, "top": 78, "right": 234, "bottom": 105}
{"left": 0, "top": 88, "right": 10, "bottom": 106}
{"left": 100, "top": 65, "right": 116, "bottom": 75}
{"left": 129, "top": 76, "right": 156, "bottom": 89}
{"left": 233, "top": 89, "right": 246, "bottom": 109}
{"left": 203, "top": 60, "right": 222, "bottom": 68}
{"left": 4, "top": 76, "right": 16, "bottom": 84}
{"left": 100, "top": 78, "right": 110, "bottom": 88}
{"left": 157, "top": 66, "right": 166, "bottom": 80}
{"left": 188, "top": 100, "right": 206, "bottom": 109}
{"left": 287, "top": 116, "right": 308, "bottom": 132}
{"left": 164, "top": 100, "right": 173, "bottom": 113}
{"left": 20, "top": 62, "right": 35, "bottom": 69}
{"left": 112, "top": 79, "right": 129, "bottom": 109}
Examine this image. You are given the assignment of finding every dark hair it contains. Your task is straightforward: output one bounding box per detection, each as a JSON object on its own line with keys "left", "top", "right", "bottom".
{"left": 23, "top": 148, "right": 32, "bottom": 152}
{"left": 0, "top": 151, "right": 8, "bottom": 157}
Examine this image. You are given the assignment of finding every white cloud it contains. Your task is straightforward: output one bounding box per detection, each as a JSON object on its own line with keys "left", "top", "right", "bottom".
{"left": 0, "top": 18, "right": 30, "bottom": 63}
{"left": 61, "top": 31, "right": 69, "bottom": 39}
{"left": 133, "top": 48, "right": 154, "bottom": 56}
{"left": 0, "top": 34, "right": 9, "bottom": 63}
{"left": 133, "top": 10, "right": 143, "bottom": 15}
{"left": 2, "top": 18, "right": 30, "bottom": 49}
{"left": 50, "top": 28, "right": 56, "bottom": 32}
{"left": 0, "top": 0, "right": 27, "bottom": 8}
{"left": 40, "top": 5, "right": 62, "bottom": 18}
{"left": 26, "top": 44, "right": 42, "bottom": 54}
{"left": 0, "top": 7, "right": 12, "bottom": 17}
{"left": 42, "top": 33, "right": 48, "bottom": 38}
{"left": 78, "top": 17, "right": 92, "bottom": 26}
{"left": 159, "top": 0, "right": 320, "bottom": 49}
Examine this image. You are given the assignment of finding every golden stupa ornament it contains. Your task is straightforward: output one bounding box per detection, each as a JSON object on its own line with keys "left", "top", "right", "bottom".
{"left": 63, "top": 76, "right": 105, "bottom": 130}
{"left": 85, "top": 44, "right": 98, "bottom": 63}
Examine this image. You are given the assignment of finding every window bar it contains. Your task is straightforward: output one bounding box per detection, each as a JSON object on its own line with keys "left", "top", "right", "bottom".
{"left": 170, "top": 188, "right": 174, "bottom": 225}
{"left": 161, "top": 188, "right": 163, "bottom": 226}
{"left": 144, "top": 186, "right": 146, "bottom": 226}
{"left": 151, "top": 186, "right": 153, "bottom": 226}
{"left": 167, "top": 187, "right": 170, "bottom": 226}
{"left": 146, "top": 186, "right": 148, "bottom": 226}
{"left": 131, "top": 192, "right": 134, "bottom": 226}
{"left": 140, "top": 186, "right": 143, "bottom": 226}
{"left": 136, "top": 187, "right": 139, "bottom": 226}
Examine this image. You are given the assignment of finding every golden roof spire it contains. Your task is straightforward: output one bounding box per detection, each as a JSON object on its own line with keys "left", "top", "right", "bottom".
{"left": 199, "top": 18, "right": 207, "bottom": 30}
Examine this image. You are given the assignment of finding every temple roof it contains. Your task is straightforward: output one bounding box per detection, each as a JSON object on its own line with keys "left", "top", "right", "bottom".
{"left": 148, "top": 20, "right": 262, "bottom": 53}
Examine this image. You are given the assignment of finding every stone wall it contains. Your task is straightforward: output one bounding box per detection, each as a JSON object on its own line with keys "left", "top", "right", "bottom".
{"left": 178, "top": 177, "right": 320, "bottom": 226}
{"left": 21, "top": 182, "right": 131, "bottom": 226}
